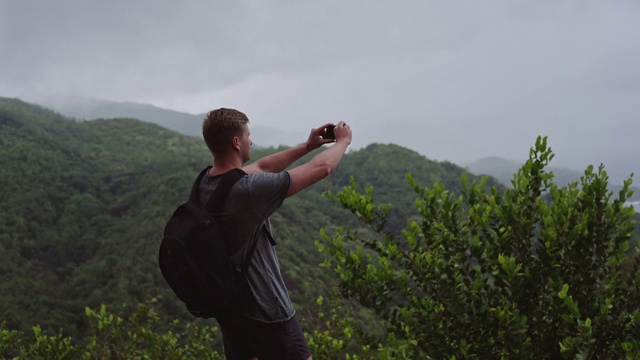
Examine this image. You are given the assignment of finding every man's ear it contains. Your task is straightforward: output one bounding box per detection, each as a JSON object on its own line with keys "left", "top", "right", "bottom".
{"left": 232, "top": 136, "right": 241, "bottom": 151}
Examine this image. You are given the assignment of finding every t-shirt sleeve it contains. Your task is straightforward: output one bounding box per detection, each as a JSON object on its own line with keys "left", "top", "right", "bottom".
{"left": 247, "top": 172, "right": 291, "bottom": 220}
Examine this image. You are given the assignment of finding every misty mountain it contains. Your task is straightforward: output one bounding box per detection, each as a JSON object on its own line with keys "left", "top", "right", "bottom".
{"left": 43, "top": 96, "right": 305, "bottom": 148}
{"left": 48, "top": 96, "right": 204, "bottom": 136}
{"left": 38, "top": 94, "right": 640, "bottom": 191}
{"left": 465, "top": 157, "right": 583, "bottom": 187}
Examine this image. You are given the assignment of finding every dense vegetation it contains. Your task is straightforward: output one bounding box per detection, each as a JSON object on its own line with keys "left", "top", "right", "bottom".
{"left": 1, "top": 97, "right": 504, "bottom": 356}
{"left": 316, "top": 137, "right": 640, "bottom": 358}
{"left": 2, "top": 98, "right": 639, "bottom": 358}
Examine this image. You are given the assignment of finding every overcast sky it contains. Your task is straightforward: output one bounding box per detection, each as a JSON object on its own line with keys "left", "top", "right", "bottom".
{"left": 1, "top": 1, "right": 639, "bottom": 178}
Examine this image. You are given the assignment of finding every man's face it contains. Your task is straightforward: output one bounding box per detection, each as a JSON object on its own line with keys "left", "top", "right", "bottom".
{"left": 239, "top": 124, "right": 252, "bottom": 163}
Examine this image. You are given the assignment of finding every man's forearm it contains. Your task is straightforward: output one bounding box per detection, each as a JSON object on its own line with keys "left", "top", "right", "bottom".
{"left": 254, "top": 143, "right": 311, "bottom": 173}
{"left": 285, "top": 139, "right": 349, "bottom": 197}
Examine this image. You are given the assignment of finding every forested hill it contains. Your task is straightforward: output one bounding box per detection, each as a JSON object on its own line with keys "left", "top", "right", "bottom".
{"left": 0, "top": 97, "right": 498, "bottom": 339}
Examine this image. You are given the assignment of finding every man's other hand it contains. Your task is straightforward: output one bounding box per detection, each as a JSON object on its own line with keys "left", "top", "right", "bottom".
{"left": 333, "top": 121, "right": 352, "bottom": 145}
{"left": 306, "top": 123, "right": 337, "bottom": 150}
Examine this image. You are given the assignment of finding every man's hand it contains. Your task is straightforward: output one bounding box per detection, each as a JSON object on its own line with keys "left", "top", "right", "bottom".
{"left": 306, "top": 123, "right": 338, "bottom": 151}
{"left": 332, "top": 121, "right": 352, "bottom": 145}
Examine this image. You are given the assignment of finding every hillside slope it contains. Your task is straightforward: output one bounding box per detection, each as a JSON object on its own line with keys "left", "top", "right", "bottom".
{"left": 0, "top": 97, "right": 500, "bottom": 339}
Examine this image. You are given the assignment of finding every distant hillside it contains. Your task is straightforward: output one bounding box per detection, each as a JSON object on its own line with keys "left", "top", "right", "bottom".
{"left": 43, "top": 96, "right": 640, "bottom": 187}
{"left": 49, "top": 96, "right": 204, "bottom": 136}
{"left": 1, "top": 97, "right": 493, "bottom": 340}
{"left": 43, "top": 96, "right": 305, "bottom": 148}
{"left": 465, "top": 157, "right": 582, "bottom": 187}
{"left": 466, "top": 156, "right": 640, "bottom": 201}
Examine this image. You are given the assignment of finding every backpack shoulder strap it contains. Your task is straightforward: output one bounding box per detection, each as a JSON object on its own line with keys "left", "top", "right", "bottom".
{"left": 190, "top": 167, "right": 258, "bottom": 276}
{"left": 187, "top": 167, "right": 211, "bottom": 203}
{"left": 187, "top": 167, "right": 246, "bottom": 212}
{"left": 203, "top": 168, "right": 247, "bottom": 213}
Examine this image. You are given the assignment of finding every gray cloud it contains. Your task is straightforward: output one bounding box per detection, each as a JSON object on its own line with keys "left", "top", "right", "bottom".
{"left": 1, "top": 0, "right": 639, "bottom": 183}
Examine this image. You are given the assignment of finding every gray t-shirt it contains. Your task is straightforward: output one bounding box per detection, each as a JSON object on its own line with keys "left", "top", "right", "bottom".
{"left": 198, "top": 170, "right": 294, "bottom": 323}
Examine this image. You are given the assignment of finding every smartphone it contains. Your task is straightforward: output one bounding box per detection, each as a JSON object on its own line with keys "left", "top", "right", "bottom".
{"left": 325, "top": 125, "right": 336, "bottom": 140}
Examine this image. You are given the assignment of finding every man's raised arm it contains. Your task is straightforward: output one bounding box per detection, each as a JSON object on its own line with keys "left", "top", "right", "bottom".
{"left": 243, "top": 123, "right": 335, "bottom": 174}
{"left": 286, "top": 121, "right": 352, "bottom": 197}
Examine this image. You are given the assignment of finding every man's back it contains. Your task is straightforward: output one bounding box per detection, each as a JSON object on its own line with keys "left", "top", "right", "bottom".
{"left": 198, "top": 170, "right": 295, "bottom": 322}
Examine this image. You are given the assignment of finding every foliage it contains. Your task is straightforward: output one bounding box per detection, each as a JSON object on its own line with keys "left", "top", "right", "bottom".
{"left": 305, "top": 293, "right": 359, "bottom": 359}
{"left": 0, "top": 97, "right": 212, "bottom": 339}
{"left": 0, "top": 299, "right": 222, "bottom": 359}
{"left": 305, "top": 293, "right": 424, "bottom": 360}
{"left": 318, "top": 136, "right": 640, "bottom": 358}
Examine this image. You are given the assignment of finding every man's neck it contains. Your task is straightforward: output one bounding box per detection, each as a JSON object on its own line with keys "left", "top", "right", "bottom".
{"left": 210, "top": 156, "right": 242, "bottom": 176}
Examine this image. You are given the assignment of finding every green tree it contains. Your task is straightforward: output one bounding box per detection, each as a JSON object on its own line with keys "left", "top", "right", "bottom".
{"left": 318, "top": 136, "right": 640, "bottom": 358}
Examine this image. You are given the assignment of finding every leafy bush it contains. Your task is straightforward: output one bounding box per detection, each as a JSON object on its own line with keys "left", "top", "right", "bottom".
{"left": 0, "top": 299, "right": 222, "bottom": 359}
{"left": 318, "top": 136, "right": 640, "bottom": 358}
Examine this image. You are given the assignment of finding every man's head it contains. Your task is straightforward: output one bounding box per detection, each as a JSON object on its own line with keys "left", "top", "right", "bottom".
{"left": 203, "top": 108, "right": 252, "bottom": 162}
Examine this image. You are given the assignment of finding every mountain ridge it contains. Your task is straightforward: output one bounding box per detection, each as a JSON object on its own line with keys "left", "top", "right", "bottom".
{"left": 41, "top": 96, "right": 640, "bottom": 187}
{"left": 42, "top": 96, "right": 306, "bottom": 148}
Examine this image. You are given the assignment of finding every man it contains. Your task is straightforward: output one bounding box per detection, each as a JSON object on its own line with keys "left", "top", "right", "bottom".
{"left": 199, "top": 108, "right": 352, "bottom": 360}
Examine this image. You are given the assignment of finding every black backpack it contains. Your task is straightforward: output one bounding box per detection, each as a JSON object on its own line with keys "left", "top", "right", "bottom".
{"left": 158, "top": 167, "right": 255, "bottom": 318}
